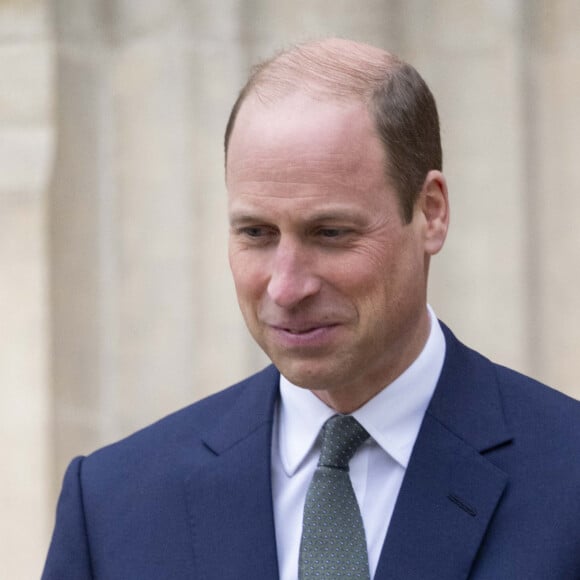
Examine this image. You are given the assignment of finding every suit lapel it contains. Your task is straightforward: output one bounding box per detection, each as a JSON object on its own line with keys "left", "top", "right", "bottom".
{"left": 182, "top": 326, "right": 512, "bottom": 579}
{"left": 375, "top": 325, "right": 513, "bottom": 580}
{"left": 183, "top": 366, "right": 281, "bottom": 580}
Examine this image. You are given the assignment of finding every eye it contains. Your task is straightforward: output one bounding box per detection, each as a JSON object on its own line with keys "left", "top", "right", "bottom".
{"left": 316, "top": 227, "right": 355, "bottom": 240}
{"left": 318, "top": 228, "right": 344, "bottom": 238}
{"left": 241, "top": 226, "right": 267, "bottom": 238}
{"left": 233, "top": 225, "right": 279, "bottom": 245}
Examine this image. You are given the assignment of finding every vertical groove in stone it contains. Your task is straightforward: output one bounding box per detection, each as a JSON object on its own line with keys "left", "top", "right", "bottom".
{"left": 49, "top": 0, "right": 201, "bottom": 471}
{"left": 49, "top": 5, "right": 114, "bottom": 479}
{"left": 0, "top": 1, "right": 54, "bottom": 576}
{"left": 519, "top": 0, "right": 543, "bottom": 378}
{"left": 95, "top": 45, "right": 119, "bottom": 444}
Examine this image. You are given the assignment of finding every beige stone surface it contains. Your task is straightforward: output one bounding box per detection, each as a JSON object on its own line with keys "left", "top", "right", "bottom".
{"left": 0, "top": 2, "right": 53, "bottom": 578}
{"left": 51, "top": 0, "right": 104, "bottom": 41}
{"left": 0, "top": 0, "right": 47, "bottom": 39}
{"left": 409, "top": 1, "right": 529, "bottom": 373}
{"left": 0, "top": 44, "right": 52, "bottom": 123}
{"left": 49, "top": 46, "right": 115, "bottom": 477}
{"left": 535, "top": 52, "right": 580, "bottom": 398}
{"left": 113, "top": 33, "right": 199, "bottom": 435}
{"left": 0, "top": 200, "right": 50, "bottom": 579}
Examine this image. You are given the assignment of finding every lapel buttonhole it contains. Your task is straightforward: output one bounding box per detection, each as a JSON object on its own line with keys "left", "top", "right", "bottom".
{"left": 448, "top": 493, "right": 477, "bottom": 517}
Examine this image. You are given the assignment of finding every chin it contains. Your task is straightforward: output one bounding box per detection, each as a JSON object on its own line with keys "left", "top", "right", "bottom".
{"left": 274, "top": 360, "right": 338, "bottom": 391}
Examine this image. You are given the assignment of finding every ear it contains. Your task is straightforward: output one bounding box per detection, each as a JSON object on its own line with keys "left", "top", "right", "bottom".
{"left": 418, "top": 170, "right": 449, "bottom": 256}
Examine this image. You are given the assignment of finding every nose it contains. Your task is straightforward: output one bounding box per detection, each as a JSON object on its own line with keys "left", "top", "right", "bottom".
{"left": 267, "top": 239, "right": 321, "bottom": 308}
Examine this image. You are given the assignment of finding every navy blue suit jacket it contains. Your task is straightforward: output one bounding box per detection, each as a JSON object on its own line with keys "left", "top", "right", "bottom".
{"left": 43, "top": 325, "right": 580, "bottom": 579}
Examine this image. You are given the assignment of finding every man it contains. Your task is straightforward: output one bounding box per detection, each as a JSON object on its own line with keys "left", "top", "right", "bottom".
{"left": 43, "top": 39, "right": 580, "bottom": 579}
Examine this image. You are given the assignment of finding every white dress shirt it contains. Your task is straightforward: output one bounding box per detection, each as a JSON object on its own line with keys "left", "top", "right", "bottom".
{"left": 271, "top": 307, "right": 446, "bottom": 580}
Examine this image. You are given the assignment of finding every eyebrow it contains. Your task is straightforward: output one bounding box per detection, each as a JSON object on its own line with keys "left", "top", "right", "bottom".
{"left": 228, "top": 212, "right": 265, "bottom": 226}
{"left": 307, "top": 210, "right": 368, "bottom": 223}
{"left": 228, "top": 208, "right": 371, "bottom": 227}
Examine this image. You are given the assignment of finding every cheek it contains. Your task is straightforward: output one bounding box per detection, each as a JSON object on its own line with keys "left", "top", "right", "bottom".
{"left": 324, "top": 260, "right": 388, "bottom": 320}
{"left": 334, "top": 247, "right": 416, "bottom": 313}
{"left": 231, "top": 274, "right": 261, "bottom": 329}
{"left": 230, "top": 255, "right": 266, "bottom": 306}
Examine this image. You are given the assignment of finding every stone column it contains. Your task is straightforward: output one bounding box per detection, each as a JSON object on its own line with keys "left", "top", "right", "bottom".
{"left": 532, "top": 0, "right": 580, "bottom": 396}
{"left": 412, "top": 1, "right": 530, "bottom": 372}
{"left": 50, "top": 0, "right": 199, "bottom": 481}
{"left": 0, "top": 1, "right": 53, "bottom": 577}
{"left": 419, "top": 0, "right": 580, "bottom": 399}
{"left": 240, "top": 0, "right": 403, "bottom": 57}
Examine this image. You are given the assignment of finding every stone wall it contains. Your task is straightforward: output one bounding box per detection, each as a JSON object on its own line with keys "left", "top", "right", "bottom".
{"left": 0, "top": 0, "right": 52, "bottom": 577}
{"left": 1, "top": 0, "right": 579, "bottom": 576}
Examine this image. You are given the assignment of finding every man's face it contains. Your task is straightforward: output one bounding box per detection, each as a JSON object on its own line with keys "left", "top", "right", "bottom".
{"left": 227, "top": 92, "right": 437, "bottom": 412}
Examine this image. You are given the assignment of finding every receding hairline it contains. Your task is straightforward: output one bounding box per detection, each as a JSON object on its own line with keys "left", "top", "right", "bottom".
{"left": 224, "top": 38, "right": 442, "bottom": 224}
{"left": 224, "top": 38, "right": 405, "bottom": 160}
{"left": 246, "top": 38, "right": 402, "bottom": 105}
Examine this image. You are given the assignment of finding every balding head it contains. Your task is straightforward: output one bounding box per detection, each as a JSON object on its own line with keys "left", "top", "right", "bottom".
{"left": 224, "top": 38, "right": 442, "bottom": 223}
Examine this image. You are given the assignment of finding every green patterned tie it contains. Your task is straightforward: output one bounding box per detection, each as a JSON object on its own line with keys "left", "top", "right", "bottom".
{"left": 299, "top": 414, "right": 371, "bottom": 579}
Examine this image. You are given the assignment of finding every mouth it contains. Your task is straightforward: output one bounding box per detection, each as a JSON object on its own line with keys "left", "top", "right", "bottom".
{"left": 283, "top": 326, "right": 323, "bottom": 334}
{"left": 274, "top": 323, "right": 337, "bottom": 334}
{"left": 267, "top": 323, "right": 341, "bottom": 348}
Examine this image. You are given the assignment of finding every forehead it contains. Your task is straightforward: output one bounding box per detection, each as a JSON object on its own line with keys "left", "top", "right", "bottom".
{"left": 226, "top": 92, "right": 387, "bottom": 196}
{"left": 225, "top": 93, "right": 402, "bottom": 227}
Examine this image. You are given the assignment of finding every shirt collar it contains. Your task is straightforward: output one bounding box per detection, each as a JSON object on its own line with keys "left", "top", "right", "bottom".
{"left": 277, "top": 306, "right": 446, "bottom": 475}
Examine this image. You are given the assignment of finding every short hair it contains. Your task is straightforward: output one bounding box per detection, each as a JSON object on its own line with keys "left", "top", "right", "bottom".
{"left": 224, "top": 39, "right": 442, "bottom": 223}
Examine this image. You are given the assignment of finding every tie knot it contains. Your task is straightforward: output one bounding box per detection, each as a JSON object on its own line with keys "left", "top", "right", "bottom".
{"left": 318, "top": 415, "right": 369, "bottom": 469}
